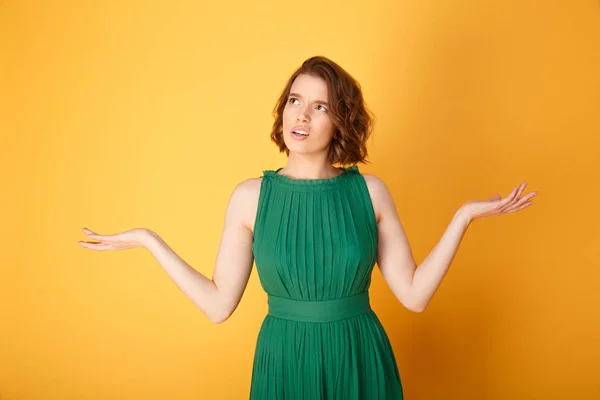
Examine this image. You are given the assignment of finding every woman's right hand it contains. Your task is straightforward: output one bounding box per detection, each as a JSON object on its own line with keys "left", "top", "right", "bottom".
{"left": 78, "top": 227, "right": 149, "bottom": 251}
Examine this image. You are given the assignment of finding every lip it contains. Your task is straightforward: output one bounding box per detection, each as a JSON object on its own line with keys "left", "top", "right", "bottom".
{"left": 290, "top": 125, "right": 311, "bottom": 135}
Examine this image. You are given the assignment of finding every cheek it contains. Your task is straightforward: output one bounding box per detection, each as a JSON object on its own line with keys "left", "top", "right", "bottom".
{"left": 316, "top": 115, "right": 334, "bottom": 132}
{"left": 282, "top": 107, "right": 292, "bottom": 123}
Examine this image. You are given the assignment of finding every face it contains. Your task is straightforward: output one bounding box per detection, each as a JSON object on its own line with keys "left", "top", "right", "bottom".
{"left": 282, "top": 73, "right": 336, "bottom": 155}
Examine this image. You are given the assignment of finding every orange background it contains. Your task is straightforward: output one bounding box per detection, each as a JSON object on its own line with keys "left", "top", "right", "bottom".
{"left": 1, "top": 0, "right": 599, "bottom": 398}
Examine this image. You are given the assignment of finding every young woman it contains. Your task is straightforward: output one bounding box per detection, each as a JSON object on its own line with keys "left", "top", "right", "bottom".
{"left": 79, "top": 56, "right": 536, "bottom": 399}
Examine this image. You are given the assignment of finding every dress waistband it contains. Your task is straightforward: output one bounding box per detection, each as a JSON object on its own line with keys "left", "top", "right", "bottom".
{"left": 267, "top": 291, "right": 372, "bottom": 322}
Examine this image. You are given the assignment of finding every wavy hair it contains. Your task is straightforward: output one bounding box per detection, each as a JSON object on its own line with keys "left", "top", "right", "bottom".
{"left": 270, "top": 56, "right": 375, "bottom": 166}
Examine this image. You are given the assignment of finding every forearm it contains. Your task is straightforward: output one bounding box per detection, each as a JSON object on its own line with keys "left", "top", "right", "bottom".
{"left": 141, "top": 229, "right": 222, "bottom": 322}
{"left": 410, "top": 207, "right": 472, "bottom": 311}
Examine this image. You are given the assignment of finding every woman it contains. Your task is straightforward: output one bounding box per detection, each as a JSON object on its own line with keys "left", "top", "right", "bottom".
{"left": 79, "top": 56, "right": 536, "bottom": 399}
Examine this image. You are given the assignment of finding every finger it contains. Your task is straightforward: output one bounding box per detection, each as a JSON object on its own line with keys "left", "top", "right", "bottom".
{"left": 78, "top": 241, "right": 112, "bottom": 250}
{"left": 84, "top": 230, "right": 111, "bottom": 241}
{"left": 88, "top": 235, "right": 107, "bottom": 241}
{"left": 515, "top": 182, "right": 527, "bottom": 199}
{"left": 502, "top": 184, "right": 524, "bottom": 210}
{"left": 506, "top": 200, "right": 533, "bottom": 213}
{"left": 521, "top": 191, "right": 537, "bottom": 201}
{"left": 509, "top": 190, "right": 537, "bottom": 210}
{"left": 498, "top": 186, "right": 518, "bottom": 208}
{"left": 488, "top": 194, "right": 502, "bottom": 202}
{"left": 83, "top": 228, "right": 107, "bottom": 240}
{"left": 499, "top": 183, "right": 526, "bottom": 211}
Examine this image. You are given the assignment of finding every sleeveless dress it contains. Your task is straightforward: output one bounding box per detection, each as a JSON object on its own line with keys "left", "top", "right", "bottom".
{"left": 250, "top": 165, "right": 404, "bottom": 399}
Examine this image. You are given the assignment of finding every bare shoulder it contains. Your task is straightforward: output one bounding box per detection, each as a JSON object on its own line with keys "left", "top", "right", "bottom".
{"left": 230, "top": 177, "right": 263, "bottom": 234}
{"left": 360, "top": 173, "right": 395, "bottom": 224}
{"left": 232, "top": 176, "right": 263, "bottom": 197}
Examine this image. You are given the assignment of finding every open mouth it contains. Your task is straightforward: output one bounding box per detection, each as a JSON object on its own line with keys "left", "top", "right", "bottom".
{"left": 292, "top": 129, "right": 309, "bottom": 136}
{"left": 291, "top": 126, "right": 310, "bottom": 139}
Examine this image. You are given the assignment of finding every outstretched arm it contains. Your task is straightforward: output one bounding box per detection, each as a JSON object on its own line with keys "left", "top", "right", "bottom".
{"left": 80, "top": 179, "right": 258, "bottom": 324}
{"left": 366, "top": 176, "right": 535, "bottom": 313}
{"left": 142, "top": 180, "right": 257, "bottom": 323}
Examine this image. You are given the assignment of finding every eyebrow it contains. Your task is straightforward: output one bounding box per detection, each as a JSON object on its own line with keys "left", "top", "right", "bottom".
{"left": 289, "top": 92, "right": 329, "bottom": 107}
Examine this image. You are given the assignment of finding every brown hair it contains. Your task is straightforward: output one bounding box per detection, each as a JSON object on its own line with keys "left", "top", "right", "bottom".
{"left": 269, "top": 56, "right": 375, "bottom": 166}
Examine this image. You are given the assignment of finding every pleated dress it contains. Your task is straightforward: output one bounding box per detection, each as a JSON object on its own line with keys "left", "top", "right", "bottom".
{"left": 250, "top": 165, "right": 404, "bottom": 399}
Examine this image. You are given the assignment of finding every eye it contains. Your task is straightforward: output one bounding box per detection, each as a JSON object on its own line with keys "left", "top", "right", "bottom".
{"left": 289, "top": 97, "right": 299, "bottom": 105}
{"left": 316, "top": 105, "right": 327, "bottom": 112}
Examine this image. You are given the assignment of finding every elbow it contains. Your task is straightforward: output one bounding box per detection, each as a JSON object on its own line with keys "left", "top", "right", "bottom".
{"left": 208, "top": 315, "right": 229, "bottom": 325}
{"left": 208, "top": 303, "right": 236, "bottom": 324}
{"left": 210, "top": 316, "right": 228, "bottom": 324}
{"left": 208, "top": 309, "right": 231, "bottom": 324}
{"left": 204, "top": 289, "right": 233, "bottom": 324}
{"left": 205, "top": 289, "right": 242, "bottom": 323}
{"left": 405, "top": 297, "right": 427, "bottom": 313}
{"left": 409, "top": 303, "right": 426, "bottom": 313}
{"left": 404, "top": 286, "right": 427, "bottom": 313}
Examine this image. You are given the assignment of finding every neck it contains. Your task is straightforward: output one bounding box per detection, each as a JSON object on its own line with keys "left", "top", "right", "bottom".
{"left": 280, "top": 155, "right": 342, "bottom": 179}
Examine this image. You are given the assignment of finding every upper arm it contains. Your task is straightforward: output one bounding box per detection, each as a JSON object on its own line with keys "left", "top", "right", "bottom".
{"left": 363, "top": 174, "right": 419, "bottom": 311}
{"left": 211, "top": 178, "right": 260, "bottom": 322}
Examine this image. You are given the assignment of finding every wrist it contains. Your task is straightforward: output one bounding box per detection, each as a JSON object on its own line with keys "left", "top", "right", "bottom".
{"left": 454, "top": 205, "right": 473, "bottom": 227}
{"left": 138, "top": 228, "right": 158, "bottom": 249}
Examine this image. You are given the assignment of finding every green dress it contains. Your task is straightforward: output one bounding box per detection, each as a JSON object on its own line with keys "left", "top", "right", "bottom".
{"left": 250, "top": 165, "right": 404, "bottom": 399}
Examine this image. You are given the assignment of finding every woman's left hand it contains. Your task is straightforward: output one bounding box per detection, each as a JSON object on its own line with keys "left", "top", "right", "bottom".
{"left": 461, "top": 182, "right": 537, "bottom": 223}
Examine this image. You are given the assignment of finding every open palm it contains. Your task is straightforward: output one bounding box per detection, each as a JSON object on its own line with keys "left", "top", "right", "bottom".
{"left": 463, "top": 182, "right": 537, "bottom": 222}
{"left": 78, "top": 227, "right": 147, "bottom": 251}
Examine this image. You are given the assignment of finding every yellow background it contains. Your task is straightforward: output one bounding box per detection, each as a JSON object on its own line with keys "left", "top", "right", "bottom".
{"left": 1, "top": 0, "right": 599, "bottom": 398}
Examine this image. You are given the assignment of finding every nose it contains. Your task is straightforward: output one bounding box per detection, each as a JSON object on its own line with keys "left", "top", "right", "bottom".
{"left": 296, "top": 106, "right": 310, "bottom": 123}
